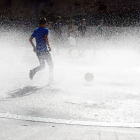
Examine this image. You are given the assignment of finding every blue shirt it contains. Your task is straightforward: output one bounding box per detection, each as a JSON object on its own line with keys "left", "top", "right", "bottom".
{"left": 53, "top": 23, "right": 62, "bottom": 35}
{"left": 31, "top": 27, "right": 49, "bottom": 54}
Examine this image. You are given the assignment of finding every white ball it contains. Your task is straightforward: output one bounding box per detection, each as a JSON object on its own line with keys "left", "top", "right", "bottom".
{"left": 85, "top": 73, "right": 94, "bottom": 82}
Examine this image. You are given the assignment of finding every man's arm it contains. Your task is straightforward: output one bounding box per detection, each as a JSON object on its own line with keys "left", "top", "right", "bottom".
{"left": 29, "top": 37, "right": 36, "bottom": 53}
{"left": 45, "top": 34, "right": 51, "bottom": 51}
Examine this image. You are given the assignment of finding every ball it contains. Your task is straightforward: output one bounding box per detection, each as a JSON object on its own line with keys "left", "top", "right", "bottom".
{"left": 85, "top": 73, "right": 94, "bottom": 82}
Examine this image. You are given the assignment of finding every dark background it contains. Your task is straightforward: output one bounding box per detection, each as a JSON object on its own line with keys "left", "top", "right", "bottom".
{"left": 0, "top": 0, "right": 140, "bottom": 26}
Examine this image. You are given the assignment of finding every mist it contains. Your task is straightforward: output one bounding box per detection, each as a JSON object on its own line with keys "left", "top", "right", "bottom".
{"left": 0, "top": 25, "right": 140, "bottom": 123}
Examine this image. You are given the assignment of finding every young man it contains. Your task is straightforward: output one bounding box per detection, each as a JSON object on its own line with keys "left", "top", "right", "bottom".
{"left": 77, "top": 19, "right": 87, "bottom": 56}
{"left": 68, "top": 20, "right": 74, "bottom": 37}
{"left": 78, "top": 19, "right": 86, "bottom": 37}
{"left": 29, "top": 18, "right": 54, "bottom": 84}
{"left": 68, "top": 20, "right": 77, "bottom": 54}
{"left": 53, "top": 16, "right": 62, "bottom": 38}
{"left": 96, "top": 20, "right": 104, "bottom": 36}
{"left": 48, "top": 22, "right": 53, "bottom": 30}
{"left": 53, "top": 16, "right": 63, "bottom": 52}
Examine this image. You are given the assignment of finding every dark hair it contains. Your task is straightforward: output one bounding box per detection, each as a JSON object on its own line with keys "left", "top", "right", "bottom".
{"left": 57, "top": 16, "right": 61, "bottom": 20}
{"left": 39, "top": 18, "right": 47, "bottom": 25}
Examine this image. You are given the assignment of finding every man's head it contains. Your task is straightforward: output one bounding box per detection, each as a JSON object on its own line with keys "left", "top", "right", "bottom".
{"left": 49, "top": 22, "right": 52, "bottom": 25}
{"left": 82, "top": 19, "right": 86, "bottom": 25}
{"left": 70, "top": 19, "right": 74, "bottom": 26}
{"left": 48, "top": 22, "right": 52, "bottom": 27}
{"left": 39, "top": 18, "right": 47, "bottom": 27}
{"left": 48, "top": 22, "right": 53, "bottom": 30}
{"left": 57, "top": 16, "right": 61, "bottom": 23}
{"left": 100, "top": 20, "right": 104, "bottom": 26}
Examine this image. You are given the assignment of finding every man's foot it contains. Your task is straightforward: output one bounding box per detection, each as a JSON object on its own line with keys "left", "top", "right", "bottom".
{"left": 29, "top": 70, "right": 35, "bottom": 80}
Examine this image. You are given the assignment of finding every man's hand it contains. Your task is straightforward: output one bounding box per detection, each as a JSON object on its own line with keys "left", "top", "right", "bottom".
{"left": 48, "top": 46, "right": 51, "bottom": 51}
